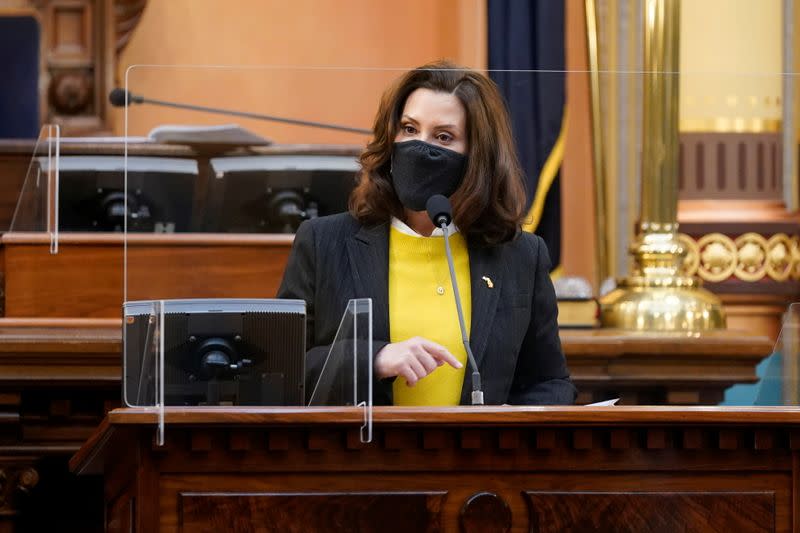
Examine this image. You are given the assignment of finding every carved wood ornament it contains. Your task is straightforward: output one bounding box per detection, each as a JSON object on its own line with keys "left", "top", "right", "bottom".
{"left": 680, "top": 231, "right": 800, "bottom": 283}
{"left": 0, "top": 465, "right": 39, "bottom": 518}
{"left": 12, "top": 0, "right": 148, "bottom": 135}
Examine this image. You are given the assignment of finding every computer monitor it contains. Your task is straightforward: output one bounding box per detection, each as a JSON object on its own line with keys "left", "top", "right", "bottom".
{"left": 55, "top": 155, "right": 197, "bottom": 232}
{"left": 207, "top": 154, "right": 359, "bottom": 233}
{"left": 123, "top": 298, "right": 306, "bottom": 407}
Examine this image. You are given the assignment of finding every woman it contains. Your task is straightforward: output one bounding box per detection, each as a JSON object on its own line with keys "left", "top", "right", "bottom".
{"left": 278, "top": 61, "right": 576, "bottom": 406}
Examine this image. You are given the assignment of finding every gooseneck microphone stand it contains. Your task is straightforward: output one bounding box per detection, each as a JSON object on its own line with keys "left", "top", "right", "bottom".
{"left": 427, "top": 194, "right": 484, "bottom": 405}
{"left": 108, "top": 88, "right": 371, "bottom": 135}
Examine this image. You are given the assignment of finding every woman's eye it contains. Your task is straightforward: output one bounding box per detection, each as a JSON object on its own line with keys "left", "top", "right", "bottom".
{"left": 436, "top": 133, "right": 453, "bottom": 143}
{"left": 403, "top": 125, "right": 417, "bottom": 135}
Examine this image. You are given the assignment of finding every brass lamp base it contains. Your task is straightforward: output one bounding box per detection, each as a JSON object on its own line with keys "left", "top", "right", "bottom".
{"left": 599, "top": 278, "right": 726, "bottom": 331}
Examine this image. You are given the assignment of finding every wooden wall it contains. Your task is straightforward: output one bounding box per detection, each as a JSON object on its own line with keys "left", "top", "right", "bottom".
{"left": 0, "top": 0, "right": 598, "bottom": 289}
{"left": 111, "top": 0, "right": 487, "bottom": 145}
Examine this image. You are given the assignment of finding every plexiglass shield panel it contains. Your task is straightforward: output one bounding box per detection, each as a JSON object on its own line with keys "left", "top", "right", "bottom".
{"left": 122, "top": 298, "right": 165, "bottom": 442}
{"left": 122, "top": 297, "right": 309, "bottom": 444}
{"left": 118, "top": 64, "right": 799, "bottom": 414}
{"left": 10, "top": 124, "right": 60, "bottom": 251}
{"left": 724, "top": 304, "right": 800, "bottom": 406}
{"left": 123, "top": 298, "right": 306, "bottom": 406}
{"left": 308, "top": 298, "right": 373, "bottom": 442}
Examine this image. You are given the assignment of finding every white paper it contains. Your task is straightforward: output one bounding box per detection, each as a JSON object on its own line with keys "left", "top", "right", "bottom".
{"left": 585, "top": 398, "right": 619, "bottom": 406}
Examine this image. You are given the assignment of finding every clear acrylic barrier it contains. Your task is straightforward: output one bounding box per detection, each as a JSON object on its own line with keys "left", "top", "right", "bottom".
{"left": 309, "top": 299, "right": 373, "bottom": 443}
{"left": 122, "top": 299, "right": 165, "bottom": 444}
{"left": 123, "top": 298, "right": 312, "bottom": 444}
{"left": 119, "top": 64, "right": 799, "bottom": 413}
{"left": 10, "top": 124, "right": 60, "bottom": 252}
{"left": 724, "top": 304, "right": 800, "bottom": 406}
{"left": 123, "top": 298, "right": 307, "bottom": 407}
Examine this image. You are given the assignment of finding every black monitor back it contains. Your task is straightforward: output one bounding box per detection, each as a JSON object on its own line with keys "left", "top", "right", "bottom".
{"left": 56, "top": 155, "right": 196, "bottom": 232}
{"left": 123, "top": 299, "right": 305, "bottom": 407}
{"left": 206, "top": 154, "right": 359, "bottom": 233}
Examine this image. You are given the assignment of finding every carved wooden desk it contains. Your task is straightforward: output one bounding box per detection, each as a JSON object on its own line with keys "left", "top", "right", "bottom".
{"left": 71, "top": 406, "right": 800, "bottom": 533}
{"left": 562, "top": 328, "right": 772, "bottom": 405}
{"left": 0, "top": 323, "right": 772, "bottom": 530}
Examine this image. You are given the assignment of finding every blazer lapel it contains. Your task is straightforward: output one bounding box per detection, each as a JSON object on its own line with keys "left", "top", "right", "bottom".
{"left": 345, "top": 223, "right": 390, "bottom": 343}
{"left": 460, "top": 242, "right": 503, "bottom": 404}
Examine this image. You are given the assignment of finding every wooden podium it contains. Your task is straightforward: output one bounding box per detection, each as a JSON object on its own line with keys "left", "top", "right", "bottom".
{"left": 72, "top": 406, "right": 800, "bottom": 532}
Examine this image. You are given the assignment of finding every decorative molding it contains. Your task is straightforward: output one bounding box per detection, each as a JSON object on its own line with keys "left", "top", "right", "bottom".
{"left": 679, "top": 132, "right": 783, "bottom": 201}
{"left": 48, "top": 69, "right": 93, "bottom": 115}
{"left": 460, "top": 492, "right": 512, "bottom": 533}
{"left": 154, "top": 424, "right": 800, "bottom": 455}
{"left": 0, "top": 465, "right": 39, "bottom": 516}
{"left": 734, "top": 233, "right": 769, "bottom": 282}
{"left": 6, "top": 0, "right": 148, "bottom": 134}
{"left": 680, "top": 231, "right": 800, "bottom": 283}
{"left": 114, "top": 0, "right": 147, "bottom": 55}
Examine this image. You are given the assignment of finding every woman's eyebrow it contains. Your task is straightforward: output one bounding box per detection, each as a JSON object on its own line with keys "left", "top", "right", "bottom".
{"left": 401, "top": 115, "right": 460, "bottom": 131}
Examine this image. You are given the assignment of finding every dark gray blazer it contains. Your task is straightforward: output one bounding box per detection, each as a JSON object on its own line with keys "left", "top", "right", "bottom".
{"left": 277, "top": 213, "right": 576, "bottom": 406}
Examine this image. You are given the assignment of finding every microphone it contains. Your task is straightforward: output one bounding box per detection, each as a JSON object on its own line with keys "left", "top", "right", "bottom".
{"left": 108, "top": 88, "right": 371, "bottom": 135}
{"left": 426, "top": 194, "right": 452, "bottom": 227}
{"left": 426, "top": 195, "right": 484, "bottom": 406}
{"left": 109, "top": 88, "right": 143, "bottom": 106}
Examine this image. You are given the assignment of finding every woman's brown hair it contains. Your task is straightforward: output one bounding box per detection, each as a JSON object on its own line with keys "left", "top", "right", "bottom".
{"left": 349, "top": 60, "right": 527, "bottom": 246}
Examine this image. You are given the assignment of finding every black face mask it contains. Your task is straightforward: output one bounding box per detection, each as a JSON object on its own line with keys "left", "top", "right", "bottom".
{"left": 390, "top": 140, "right": 467, "bottom": 211}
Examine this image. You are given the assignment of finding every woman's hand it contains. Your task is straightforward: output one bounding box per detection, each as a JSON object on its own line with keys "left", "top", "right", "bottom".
{"left": 375, "top": 337, "right": 463, "bottom": 386}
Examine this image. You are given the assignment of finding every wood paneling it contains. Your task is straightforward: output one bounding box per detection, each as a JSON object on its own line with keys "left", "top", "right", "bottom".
{"left": 0, "top": 322, "right": 117, "bottom": 532}
{"left": 115, "top": 0, "right": 486, "bottom": 143}
{"left": 71, "top": 407, "right": 800, "bottom": 532}
{"left": 178, "top": 492, "right": 446, "bottom": 533}
{"left": 523, "top": 491, "right": 774, "bottom": 533}
{"left": 106, "top": 491, "right": 134, "bottom": 533}
{"left": 0, "top": 151, "right": 31, "bottom": 231}
{"left": 4, "top": 237, "right": 123, "bottom": 318}
{"left": 0, "top": 321, "right": 770, "bottom": 407}
{"left": 0, "top": 318, "right": 119, "bottom": 533}
{"left": 51, "top": 3, "right": 92, "bottom": 60}
{"left": 459, "top": 492, "right": 511, "bottom": 533}
{"left": 1, "top": 233, "right": 293, "bottom": 317}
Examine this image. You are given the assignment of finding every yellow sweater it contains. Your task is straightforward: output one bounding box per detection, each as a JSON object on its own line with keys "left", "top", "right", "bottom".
{"left": 389, "top": 225, "right": 471, "bottom": 406}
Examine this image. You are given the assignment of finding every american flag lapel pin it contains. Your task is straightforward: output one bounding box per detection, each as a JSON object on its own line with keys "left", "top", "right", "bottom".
{"left": 481, "top": 276, "right": 494, "bottom": 288}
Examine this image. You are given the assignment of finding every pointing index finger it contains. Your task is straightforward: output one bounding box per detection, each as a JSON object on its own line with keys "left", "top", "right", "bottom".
{"left": 422, "top": 340, "right": 463, "bottom": 369}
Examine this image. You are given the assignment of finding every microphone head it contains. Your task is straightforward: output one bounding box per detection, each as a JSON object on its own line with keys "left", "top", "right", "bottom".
{"left": 108, "top": 88, "right": 128, "bottom": 107}
{"left": 426, "top": 194, "right": 452, "bottom": 227}
{"left": 109, "top": 88, "right": 142, "bottom": 107}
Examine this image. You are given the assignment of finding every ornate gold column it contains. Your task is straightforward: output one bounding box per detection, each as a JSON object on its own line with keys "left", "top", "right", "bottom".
{"left": 599, "top": 0, "right": 726, "bottom": 331}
